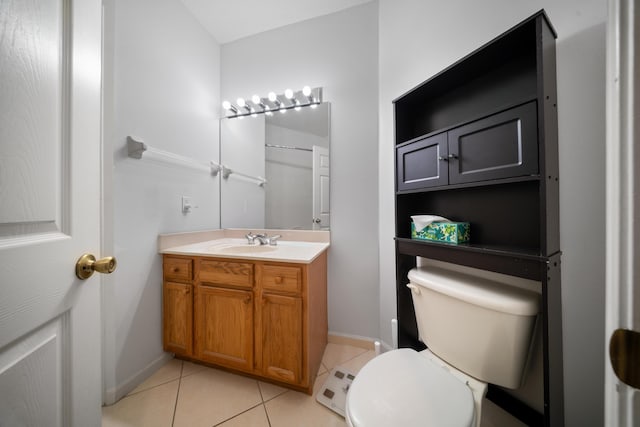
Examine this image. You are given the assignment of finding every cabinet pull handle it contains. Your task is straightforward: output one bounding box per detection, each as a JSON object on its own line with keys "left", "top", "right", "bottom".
{"left": 172, "top": 267, "right": 180, "bottom": 273}
{"left": 274, "top": 276, "right": 283, "bottom": 284}
{"left": 447, "top": 153, "right": 458, "bottom": 160}
{"left": 438, "top": 156, "right": 448, "bottom": 162}
{"left": 244, "top": 296, "right": 252, "bottom": 304}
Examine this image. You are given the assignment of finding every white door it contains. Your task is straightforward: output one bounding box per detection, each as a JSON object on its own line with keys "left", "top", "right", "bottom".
{"left": 605, "top": 1, "right": 640, "bottom": 425}
{"left": 0, "top": 0, "right": 104, "bottom": 426}
{"left": 312, "top": 145, "right": 330, "bottom": 230}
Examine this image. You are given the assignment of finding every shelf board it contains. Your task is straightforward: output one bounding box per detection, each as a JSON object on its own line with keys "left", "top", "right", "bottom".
{"left": 395, "top": 237, "right": 549, "bottom": 281}
{"left": 396, "top": 174, "right": 540, "bottom": 195}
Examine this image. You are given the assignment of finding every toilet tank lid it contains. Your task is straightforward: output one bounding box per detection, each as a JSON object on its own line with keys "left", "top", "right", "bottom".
{"left": 408, "top": 267, "right": 540, "bottom": 316}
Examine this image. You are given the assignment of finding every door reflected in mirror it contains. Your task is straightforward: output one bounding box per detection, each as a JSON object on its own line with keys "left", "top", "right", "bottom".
{"left": 220, "top": 102, "right": 330, "bottom": 230}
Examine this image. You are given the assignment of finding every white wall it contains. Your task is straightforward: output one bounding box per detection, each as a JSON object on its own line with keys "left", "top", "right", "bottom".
{"left": 378, "top": 1, "right": 607, "bottom": 425}
{"left": 102, "top": 0, "right": 221, "bottom": 402}
{"left": 221, "top": 2, "right": 380, "bottom": 340}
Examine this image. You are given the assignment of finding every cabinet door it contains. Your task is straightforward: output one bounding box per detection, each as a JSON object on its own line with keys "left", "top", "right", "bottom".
{"left": 396, "top": 132, "right": 448, "bottom": 191}
{"left": 195, "top": 286, "right": 254, "bottom": 372}
{"left": 259, "top": 293, "right": 303, "bottom": 385}
{"left": 448, "top": 101, "right": 538, "bottom": 185}
{"left": 163, "top": 282, "right": 193, "bottom": 356}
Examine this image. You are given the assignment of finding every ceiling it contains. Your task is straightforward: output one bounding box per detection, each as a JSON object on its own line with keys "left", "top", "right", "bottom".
{"left": 178, "top": 0, "right": 373, "bottom": 44}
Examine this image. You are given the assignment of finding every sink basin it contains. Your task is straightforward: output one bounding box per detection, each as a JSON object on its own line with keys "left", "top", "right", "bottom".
{"left": 216, "top": 245, "right": 278, "bottom": 254}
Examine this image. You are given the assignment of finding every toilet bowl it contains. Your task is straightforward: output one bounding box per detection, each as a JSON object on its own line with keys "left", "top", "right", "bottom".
{"left": 345, "top": 265, "right": 540, "bottom": 427}
{"left": 345, "top": 348, "right": 487, "bottom": 427}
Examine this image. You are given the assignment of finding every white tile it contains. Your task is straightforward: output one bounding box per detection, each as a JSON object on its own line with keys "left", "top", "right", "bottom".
{"left": 216, "top": 404, "right": 270, "bottom": 427}
{"left": 337, "top": 350, "right": 376, "bottom": 375}
{"left": 317, "top": 363, "right": 328, "bottom": 377}
{"left": 102, "top": 380, "right": 178, "bottom": 427}
{"left": 258, "top": 380, "right": 289, "bottom": 402}
{"left": 181, "top": 360, "right": 208, "bottom": 378}
{"left": 127, "top": 358, "right": 182, "bottom": 396}
{"left": 320, "top": 343, "right": 368, "bottom": 372}
{"left": 173, "top": 367, "right": 262, "bottom": 427}
{"left": 265, "top": 372, "right": 347, "bottom": 427}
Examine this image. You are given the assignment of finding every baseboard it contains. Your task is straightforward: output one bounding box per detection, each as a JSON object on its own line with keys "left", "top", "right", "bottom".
{"left": 378, "top": 340, "right": 394, "bottom": 353}
{"left": 103, "top": 352, "right": 173, "bottom": 405}
{"left": 328, "top": 332, "right": 377, "bottom": 350}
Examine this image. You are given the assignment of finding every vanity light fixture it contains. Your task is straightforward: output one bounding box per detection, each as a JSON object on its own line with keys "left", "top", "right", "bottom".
{"left": 252, "top": 95, "right": 271, "bottom": 116}
{"left": 223, "top": 86, "right": 323, "bottom": 118}
{"left": 222, "top": 100, "right": 238, "bottom": 114}
{"left": 237, "top": 98, "right": 252, "bottom": 114}
{"left": 302, "top": 85, "right": 314, "bottom": 104}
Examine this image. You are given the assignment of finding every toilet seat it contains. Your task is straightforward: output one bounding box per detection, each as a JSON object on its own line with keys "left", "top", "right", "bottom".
{"left": 346, "top": 348, "right": 475, "bottom": 427}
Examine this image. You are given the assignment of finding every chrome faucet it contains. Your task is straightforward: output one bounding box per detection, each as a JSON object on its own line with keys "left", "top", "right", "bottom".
{"left": 245, "top": 232, "right": 258, "bottom": 245}
{"left": 266, "top": 234, "right": 281, "bottom": 246}
{"left": 245, "top": 232, "right": 281, "bottom": 246}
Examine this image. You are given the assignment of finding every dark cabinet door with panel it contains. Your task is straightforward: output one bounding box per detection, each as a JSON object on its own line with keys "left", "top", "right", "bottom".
{"left": 396, "top": 102, "right": 539, "bottom": 192}
{"left": 448, "top": 101, "right": 538, "bottom": 185}
{"left": 396, "top": 132, "right": 447, "bottom": 191}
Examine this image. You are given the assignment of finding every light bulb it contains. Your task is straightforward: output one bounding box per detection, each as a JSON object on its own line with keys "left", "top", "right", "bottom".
{"left": 252, "top": 95, "right": 261, "bottom": 105}
{"left": 302, "top": 86, "right": 311, "bottom": 97}
{"left": 222, "top": 100, "right": 232, "bottom": 110}
{"left": 236, "top": 98, "right": 246, "bottom": 108}
{"left": 284, "top": 88, "right": 294, "bottom": 99}
{"left": 268, "top": 92, "right": 277, "bottom": 102}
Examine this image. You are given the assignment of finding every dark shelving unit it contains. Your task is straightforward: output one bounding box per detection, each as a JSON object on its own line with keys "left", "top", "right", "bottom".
{"left": 393, "top": 10, "right": 562, "bottom": 426}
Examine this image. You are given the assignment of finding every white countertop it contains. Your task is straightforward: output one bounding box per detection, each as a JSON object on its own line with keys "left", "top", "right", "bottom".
{"left": 160, "top": 238, "right": 329, "bottom": 264}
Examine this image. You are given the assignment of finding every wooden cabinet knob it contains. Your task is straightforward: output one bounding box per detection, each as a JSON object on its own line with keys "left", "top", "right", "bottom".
{"left": 274, "top": 276, "right": 283, "bottom": 284}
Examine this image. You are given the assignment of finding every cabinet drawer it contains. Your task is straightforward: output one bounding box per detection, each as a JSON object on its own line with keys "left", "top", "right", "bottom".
{"left": 200, "top": 260, "right": 253, "bottom": 288}
{"left": 261, "top": 265, "right": 302, "bottom": 294}
{"left": 164, "top": 257, "right": 193, "bottom": 282}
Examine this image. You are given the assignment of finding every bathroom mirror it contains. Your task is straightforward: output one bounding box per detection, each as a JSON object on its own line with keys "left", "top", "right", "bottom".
{"left": 220, "top": 102, "right": 330, "bottom": 230}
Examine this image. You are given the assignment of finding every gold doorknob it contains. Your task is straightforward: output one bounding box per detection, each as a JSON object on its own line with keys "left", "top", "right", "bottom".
{"left": 75, "top": 254, "right": 117, "bottom": 280}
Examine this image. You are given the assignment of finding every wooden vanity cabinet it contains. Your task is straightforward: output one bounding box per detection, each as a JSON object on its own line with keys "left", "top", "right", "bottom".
{"left": 163, "top": 281, "right": 193, "bottom": 356}
{"left": 162, "top": 251, "right": 327, "bottom": 394}
{"left": 257, "top": 264, "right": 304, "bottom": 385}
{"left": 195, "top": 259, "right": 254, "bottom": 372}
{"left": 162, "top": 256, "right": 194, "bottom": 357}
{"left": 195, "top": 284, "right": 254, "bottom": 372}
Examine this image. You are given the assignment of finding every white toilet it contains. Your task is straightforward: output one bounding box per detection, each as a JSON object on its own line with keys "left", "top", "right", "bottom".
{"left": 345, "top": 266, "right": 540, "bottom": 427}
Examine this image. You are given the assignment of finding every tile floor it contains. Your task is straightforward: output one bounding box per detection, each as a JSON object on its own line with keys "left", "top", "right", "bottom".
{"left": 102, "top": 342, "right": 526, "bottom": 427}
{"left": 102, "top": 343, "right": 375, "bottom": 427}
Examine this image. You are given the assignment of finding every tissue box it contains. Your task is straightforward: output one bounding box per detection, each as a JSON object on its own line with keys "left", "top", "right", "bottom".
{"left": 411, "top": 221, "right": 470, "bottom": 244}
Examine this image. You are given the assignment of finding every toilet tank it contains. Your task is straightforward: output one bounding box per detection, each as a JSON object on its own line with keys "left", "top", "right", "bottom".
{"left": 407, "top": 267, "right": 539, "bottom": 389}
